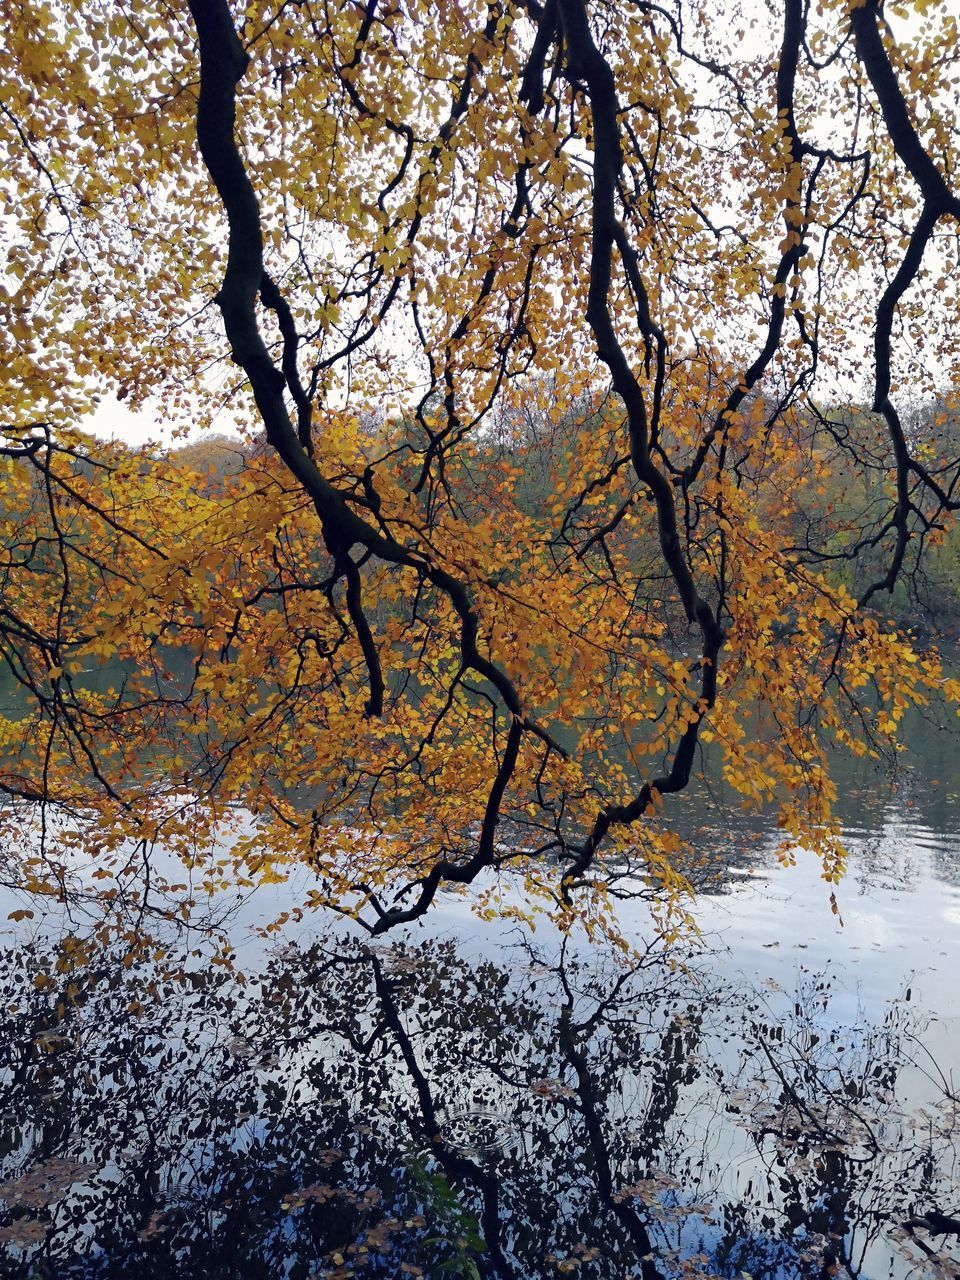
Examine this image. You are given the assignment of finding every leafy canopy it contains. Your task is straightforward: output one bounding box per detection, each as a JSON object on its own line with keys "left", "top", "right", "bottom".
{"left": 1, "top": 0, "right": 960, "bottom": 936}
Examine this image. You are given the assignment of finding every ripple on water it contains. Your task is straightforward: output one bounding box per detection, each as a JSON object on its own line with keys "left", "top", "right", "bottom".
{"left": 439, "top": 1104, "right": 517, "bottom": 1156}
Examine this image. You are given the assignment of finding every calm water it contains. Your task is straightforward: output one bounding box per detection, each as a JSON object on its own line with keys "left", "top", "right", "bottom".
{"left": 0, "top": 720, "right": 957, "bottom": 1279}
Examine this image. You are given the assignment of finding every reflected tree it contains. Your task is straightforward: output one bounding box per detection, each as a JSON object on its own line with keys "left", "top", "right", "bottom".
{"left": 0, "top": 932, "right": 955, "bottom": 1278}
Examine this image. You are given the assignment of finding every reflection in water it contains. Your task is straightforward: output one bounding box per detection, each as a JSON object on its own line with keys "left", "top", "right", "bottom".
{"left": 0, "top": 711, "right": 956, "bottom": 1276}
{"left": 0, "top": 929, "right": 957, "bottom": 1279}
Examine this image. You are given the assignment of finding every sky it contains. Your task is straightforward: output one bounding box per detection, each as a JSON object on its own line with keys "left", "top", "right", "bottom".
{"left": 85, "top": 394, "right": 170, "bottom": 448}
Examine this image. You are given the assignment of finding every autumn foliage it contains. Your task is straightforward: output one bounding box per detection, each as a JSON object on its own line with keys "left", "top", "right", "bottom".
{"left": 1, "top": 0, "right": 960, "bottom": 935}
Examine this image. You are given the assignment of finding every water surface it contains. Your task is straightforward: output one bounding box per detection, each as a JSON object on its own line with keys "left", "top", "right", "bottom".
{"left": 0, "top": 720, "right": 957, "bottom": 1279}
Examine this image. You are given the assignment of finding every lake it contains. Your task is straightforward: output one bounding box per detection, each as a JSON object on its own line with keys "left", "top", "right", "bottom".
{"left": 0, "top": 715, "right": 957, "bottom": 1279}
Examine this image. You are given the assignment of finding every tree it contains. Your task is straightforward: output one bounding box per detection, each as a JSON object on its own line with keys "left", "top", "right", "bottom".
{"left": 1, "top": 0, "right": 959, "bottom": 936}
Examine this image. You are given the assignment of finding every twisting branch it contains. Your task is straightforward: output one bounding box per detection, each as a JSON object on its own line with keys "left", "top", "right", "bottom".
{"left": 849, "top": 0, "right": 960, "bottom": 604}
{"left": 187, "top": 0, "right": 566, "bottom": 930}
{"left": 554, "top": 0, "right": 727, "bottom": 892}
